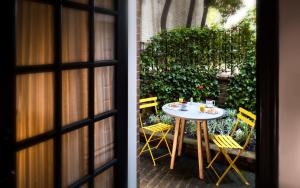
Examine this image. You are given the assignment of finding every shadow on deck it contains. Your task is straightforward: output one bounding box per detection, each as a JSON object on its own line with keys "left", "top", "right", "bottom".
{"left": 138, "top": 147, "right": 255, "bottom": 188}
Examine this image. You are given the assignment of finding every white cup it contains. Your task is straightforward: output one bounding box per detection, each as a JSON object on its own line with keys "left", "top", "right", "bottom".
{"left": 206, "top": 99, "right": 215, "bottom": 108}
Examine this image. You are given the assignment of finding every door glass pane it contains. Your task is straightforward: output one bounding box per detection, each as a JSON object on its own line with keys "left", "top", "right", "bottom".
{"left": 94, "top": 117, "right": 115, "bottom": 168}
{"left": 17, "top": 140, "right": 54, "bottom": 188}
{"left": 95, "top": 0, "right": 114, "bottom": 10}
{"left": 62, "top": 8, "right": 89, "bottom": 63}
{"left": 94, "top": 14, "right": 115, "bottom": 61}
{"left": 16, "top": 0, "right": 54, "bottom": 66}
{"left": 68, "top": 0, "right": 88, "bottom": 4}
{"left": 94, "top": 66, "right": 114, "bottom": 115}
{"left": 80, "top": 184, "right": 88, "bottom": 188}
{"left": 16, "top": 73, "right": 54, "bottom": 141}
{"left": 62, "top": 69, "right": 88, "bottom": 125}
{"left": 94, "top": 167, "right": 114, "bottom": 188}
{"left": 62, "top": 127, "right": 88, "bottom": 187}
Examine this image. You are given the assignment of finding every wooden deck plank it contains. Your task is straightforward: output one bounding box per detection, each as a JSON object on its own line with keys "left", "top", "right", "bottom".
{"left": 139, "top": 143, "right": 255, "bottom": 188}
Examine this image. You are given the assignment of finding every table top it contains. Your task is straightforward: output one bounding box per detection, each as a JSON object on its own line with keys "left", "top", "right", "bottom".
{"left": 162, "top": 102, "right": 225, "bottom": 121}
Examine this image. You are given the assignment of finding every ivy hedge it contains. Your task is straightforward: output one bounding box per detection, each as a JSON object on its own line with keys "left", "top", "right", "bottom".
{"left": 225, "top": 48, "right": 256, "bottom": 112}
{"left": 140, "top": 24, "right": 256, "bottom": 112}
{"left": 140, "top": 63, "right": 219, "bottom": 105}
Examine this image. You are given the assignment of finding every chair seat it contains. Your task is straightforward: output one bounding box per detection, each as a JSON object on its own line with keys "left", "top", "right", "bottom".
{"left": 143, "top": 123, "right": 173, "bottom": 132}
{"left": 212, "top": 135, "right": 243, "bottom": 149}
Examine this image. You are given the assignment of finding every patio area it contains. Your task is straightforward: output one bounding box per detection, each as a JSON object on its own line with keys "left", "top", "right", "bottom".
{"left": 139, "top": 145, "right": 255, "bottom": 188}
{"left": 138, "top": 1, "right": 257, "bottom": 187}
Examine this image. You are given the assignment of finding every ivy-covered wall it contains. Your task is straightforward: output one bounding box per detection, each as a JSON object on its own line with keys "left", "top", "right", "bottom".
{"left": 140, "top": 23, "right": 256, "bottom": 113}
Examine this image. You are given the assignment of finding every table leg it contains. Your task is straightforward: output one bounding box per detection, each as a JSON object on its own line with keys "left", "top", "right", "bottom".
{"left": 196, "top": 121, "right": 204, "bottom": 179}
{"left": 178, "top": 118, "right": 185, "bottom": 156}
{"left": 170, "top": 117, "right": 180, "bottom": 169}
{"left": 203, "top": 120, "right": 211, "bottom": 163}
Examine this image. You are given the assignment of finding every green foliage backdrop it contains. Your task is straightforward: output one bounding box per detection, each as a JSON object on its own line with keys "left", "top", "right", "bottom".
{"left": 140, "top": 63, "right": 219, "bottom": 105}
{"left": 225, "top": 48, "right": 256, "bottom": 112}
{"left": 209, "top": 0, "right": 243, "bottom": 19}
{"left": 140, "top": 24, "right": 256, "bottom": 112}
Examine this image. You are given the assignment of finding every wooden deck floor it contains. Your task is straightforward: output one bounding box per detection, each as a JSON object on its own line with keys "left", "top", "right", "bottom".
{"left": 138, "top": 148, "right": 255, "bottom": 188}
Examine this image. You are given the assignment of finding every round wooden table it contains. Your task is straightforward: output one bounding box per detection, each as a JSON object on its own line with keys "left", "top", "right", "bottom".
{"left": 162, "top": 102, "right": 225, "bottom": 179}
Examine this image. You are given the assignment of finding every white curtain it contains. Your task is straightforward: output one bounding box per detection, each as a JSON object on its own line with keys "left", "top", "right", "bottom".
{"left": 62, "top": 69, "right": 88, "bottom": 125}
{"left": 62, "top": 127, "right": 88, "bottom": 188}
{"left": 16, "top": 0, "right": 54, "bottom": 66}
{"left": 95, "top": 0, "right": 114, "bottom": 9}
{"left": 62, "top": 8, "right": 89, "bottom": 63}
{"left": 94, "top": 167, "right": 114, "bottom": 187}
{"left": 17, "top": 140, "right": 54, "bottom": 188}
{"left": 94, "top": 117, "right": 114, "bottom": 169}
{"left": 16, "top": 73, "right": 54, "bottom": 141}
{"left": 95, "top": 14, "right": 115, "bottom": 61}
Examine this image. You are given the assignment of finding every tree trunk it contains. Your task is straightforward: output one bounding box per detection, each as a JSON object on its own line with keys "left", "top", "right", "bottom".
{"left": 161, "top": 0, "right": 172, "bottom": 30}
{"left": 186, "top": 0, "right": 196, "bottom": 28}
{"left": 201, "top": 0, "right": 209, "bottom": 27}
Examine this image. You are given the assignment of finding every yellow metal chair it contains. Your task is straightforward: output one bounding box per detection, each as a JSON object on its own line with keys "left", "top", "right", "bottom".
{"left": 207, "top": 107, "right": 256, "bottom": 186}
{"left": 138, "top": 97, "right": 173, "bottom": 166}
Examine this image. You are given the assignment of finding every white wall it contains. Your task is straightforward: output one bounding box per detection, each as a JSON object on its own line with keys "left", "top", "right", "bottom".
{"left": 128, "top": 0, "right": 137, "bottom": 187}
{"left": 279, "top": 1, "right": 300, "bottom": 188}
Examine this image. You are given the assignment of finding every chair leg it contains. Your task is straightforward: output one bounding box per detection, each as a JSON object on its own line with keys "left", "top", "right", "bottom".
{"left": 207, "top": 149, "right": 221, "bottom": 178}
{"left": 138, "top": 132, "right": 154, "bottom": 157}
{"left": 155, "top": 127, "right": 171, "bottom": 148}
{"left": 155, "top": 128, "right": 172, "bottom": 156}
{"left": 147, "top": 138, "right": 157, "bottom": 166}
{"left": 207, "top": 150, "right": 221, "bottom": 168}
{"left": 138, "top": 138, "right": 150, "bottom": 157}
{"left": 222, "top": 150, "right": 250, "bottom": 186}
{"left": 140, "top": 134, "right": 157, "bottom": 166}
{"left": 215, "top": 149, "right": 249, "bottom": 186}
{"left": 163, "top": 129, "right": 172, "bottom": 156}
{"left": 139, "top": 128, "right": 174, "bottom": 166}
{"left": 155, "top": 131, "right": 166, "bottom": 149}
{"left": 215, "top": 149, "right": 234, "bottom": 186}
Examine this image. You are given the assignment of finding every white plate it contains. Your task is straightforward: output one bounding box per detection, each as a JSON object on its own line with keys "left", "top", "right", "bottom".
{"left": 166, "top": 103, "right": 181, "bottom": 110}
{"left": 205, "top": 108, "right": 218, "bottom": 114}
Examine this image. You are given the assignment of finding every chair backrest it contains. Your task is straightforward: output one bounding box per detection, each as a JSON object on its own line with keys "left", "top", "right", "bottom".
{"left": 139, "top": 97, "right": 158, "bottom": 128}
{"left": 230, "top": 107, "right": 256, "bottom": 149}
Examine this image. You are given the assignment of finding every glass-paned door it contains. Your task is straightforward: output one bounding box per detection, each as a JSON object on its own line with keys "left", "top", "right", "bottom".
{"left": 2, "top": 0, "right": 128, "bottom": 187}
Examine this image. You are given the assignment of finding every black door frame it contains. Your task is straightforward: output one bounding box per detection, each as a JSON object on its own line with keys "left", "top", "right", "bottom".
{"left": 0, "top": 0, "right": 128, "bottom": 188}
{"left": 1, "top": 0, "right": 279, "bottom": 187}
{"left": 256, "top": 0, "right": 279, "bottom": 187}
